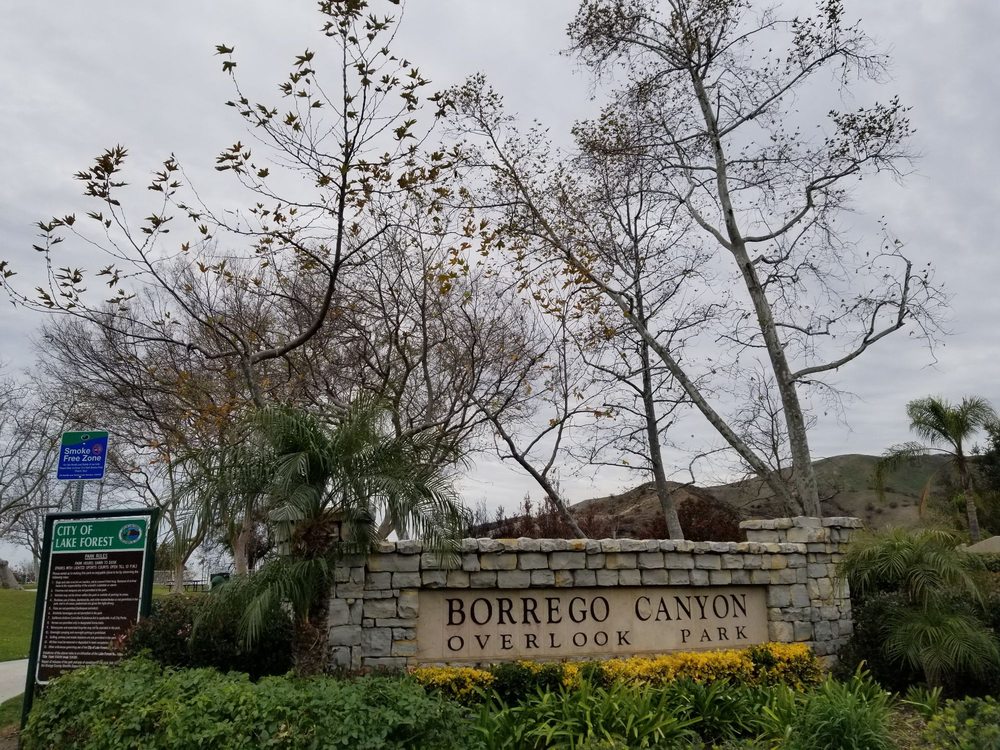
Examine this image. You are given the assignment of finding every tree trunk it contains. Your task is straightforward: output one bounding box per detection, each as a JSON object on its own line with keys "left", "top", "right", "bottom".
{"left": 0, "top": 559, "right": 21, "bottom": 590}
{"left": 639, "top": 340, "right": 684, "bottom": 539}
{"left": 689, "top": 71, "right": 820, "bottom": 516}
{"left": 292, "top": 589, "right": 331, "bottom": 677}
{"left": 957, "top": 452, "right": 981, "bottom": 543}
{"left": 233, "top": 519, "right": 253, "bottom": 575}
{"left": 171, "top": 554, "right": 186, "bottom": 594}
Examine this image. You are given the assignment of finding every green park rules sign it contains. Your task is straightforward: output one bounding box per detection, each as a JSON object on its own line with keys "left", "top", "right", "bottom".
{"left": 24, "top": 509, "right": 157, "bottom": 712}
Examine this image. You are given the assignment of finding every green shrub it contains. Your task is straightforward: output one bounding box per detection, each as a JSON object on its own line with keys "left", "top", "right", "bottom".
{"left": 763, "top": 671, "right": 894, "bottom": 750}
{"left": 122, "top": 593, "right": 292, "bottom": 679}
{"left": 23, "top": 658, "right": 475, "bottom": 750}
{"left": 663, "top": 680, "right": 768, "bottom": 744}
{"left": 488, "top": 661, "right": 568, "bottom": 705}
{"left": 924, "top": 695, "right": 1000, "bottom": 749}
{"left": 473, "top": 680, "right": 698, "bottom": 750}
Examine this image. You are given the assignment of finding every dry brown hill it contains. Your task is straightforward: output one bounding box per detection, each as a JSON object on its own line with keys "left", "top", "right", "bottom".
{"left": 572, "top": 453, "right": 954, "bottom": 534}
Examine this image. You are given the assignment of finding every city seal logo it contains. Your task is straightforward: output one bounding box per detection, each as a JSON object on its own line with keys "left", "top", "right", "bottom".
{"left": 119, "top": 523, "right": 143, "bottom": 545}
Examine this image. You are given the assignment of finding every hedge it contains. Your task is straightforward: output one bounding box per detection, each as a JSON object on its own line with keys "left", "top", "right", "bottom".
{"left": 411, "top": 642, "right": 822, "bottom": 703}
{"left": 23, "top": 658, "right": 474, "bottom": 750}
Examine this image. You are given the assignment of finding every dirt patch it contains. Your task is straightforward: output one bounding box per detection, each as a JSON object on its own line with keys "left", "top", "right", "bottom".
{"left": 0, "top": 724, "right": 18, "bottom": 750}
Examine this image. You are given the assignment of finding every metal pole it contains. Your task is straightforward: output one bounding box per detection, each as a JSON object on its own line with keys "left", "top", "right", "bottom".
{"left": 72, "top": 481, "right": 84, "bottom": 512}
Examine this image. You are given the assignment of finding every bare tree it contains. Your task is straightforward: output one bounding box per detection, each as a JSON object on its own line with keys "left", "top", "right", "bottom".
{"left": 0, "top": 0, "right": 456, "bottom": 409}
{"left": 0, "top": 371, "right": 68, "bottom": 539}
{"left": 450, "top": 0, "right": 943, "bottom": 515}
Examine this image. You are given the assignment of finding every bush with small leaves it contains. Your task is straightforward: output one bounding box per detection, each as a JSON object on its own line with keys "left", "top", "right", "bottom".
{"left": 923, "top": 696, "right": 1000, "bottom": 749}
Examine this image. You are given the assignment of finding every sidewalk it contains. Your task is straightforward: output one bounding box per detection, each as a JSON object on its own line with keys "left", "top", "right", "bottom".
{"left": 0, "top": 660, "right": 27, "bottom": 704}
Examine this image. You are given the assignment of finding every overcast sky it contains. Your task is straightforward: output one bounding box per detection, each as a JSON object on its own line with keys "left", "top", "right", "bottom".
{"left": 1, "top": 0, "right": 999, "bottom": 529}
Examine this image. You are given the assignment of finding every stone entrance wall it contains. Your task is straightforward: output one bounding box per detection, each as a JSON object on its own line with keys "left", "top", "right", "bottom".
{"left": 327, "top": 516, "right": 861, "bottom": 671}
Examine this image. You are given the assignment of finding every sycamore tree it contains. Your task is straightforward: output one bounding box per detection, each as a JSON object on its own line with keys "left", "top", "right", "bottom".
{"left": 449, "top": 0, "right": 943, "bottom": 516}
{"left": 0, "top": 0, "right": 460, "bottom": 410}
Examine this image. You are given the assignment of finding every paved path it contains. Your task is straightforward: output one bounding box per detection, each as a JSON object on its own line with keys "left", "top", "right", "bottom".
{"left": 0, "top": 660, "right": 28, "bottom": 704}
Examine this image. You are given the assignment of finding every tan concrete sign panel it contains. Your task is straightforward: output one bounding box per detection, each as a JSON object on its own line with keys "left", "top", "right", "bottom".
{"left": 416, "top": 586, "right": 767, "bottom": 662}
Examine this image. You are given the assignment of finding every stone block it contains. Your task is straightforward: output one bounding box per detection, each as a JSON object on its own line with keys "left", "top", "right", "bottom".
{"left": 392, "top": 572, "right": 422, "bottom": 588}
{"left": 768, "top": 621, "right": 794, "bottom": 642}
{"left": 497, "top": 570, "right": 532, "bottom": 588}
{"left": 721, "top": 554, "right": 744, "bottom": 569}
{"left": 619, "top": 569, "right": 641, "bottom": 585}
{"left": 392, "top": 627, "right": 416, "bottom": 640}
{"left": 530, "top": 570, "right": 555, "bottom": 586}
{"left": 396, "top": 539, "right": 422, "bottom": 554}
{"left": 689, "top": 569, "right": 710, "bottom": 585}
{"left": 461, "top": 554, "right": 481, "bottom": 572}
{"left": 446, "top": 570, "right": 470, "bottom": 588}
{"left": 709, "top": 570, "right": 732, "bottom": 585}
{"left": 365, "top": 572, "right": 392, "bottom": 590}
{"left": 515, "top": 537, "right": 541, "bottom": 551}
{"left": 397, "top": 590, "right": 419, "bottom": 618}
{"left": 330, "top": 646, "right": 351, "bottom": 669}
{"left": 638, "top": 552, "right": 665, "bottom": 569}
{"left": 793, "top": 621, "right": 814, "bottom": 641}
{"left": 808, "top": 578, "right": 834, "bottom": 601}
{"left": 480, "top": 553, "right": 518, "bottom": 571}
{"left": 789, "top": 584, "right": 810, "bottom": 608}
{"left": 641, "top": 569, "right": 670, "bottom": 585}
{"left": 573, "top": 569, "right": 597, "bottom": 586}
{"left": 619, "top": 539, "right": 649, "bottom": 552}
{"left": 550, "top": 552, "right": 587, "bottom": 570}
{"left": 664, "top": 554, "right": 695, "bottom": 569}
{"left": 327, "top": 599, "right": 351, "bottom": 627}
{"left": 668, "top": 569, "right": 691, "bottom": 586}
{"left": 750, "top": 569, "right": 771, "bottom": 585}
{"left": 764, "top": 555, "right": 787, "bottom": 570}
{"left": 596, "top": 570, "right": 619, "bottom": 586}
{"left": 478, "top": 539, "right": 503, "bottom": 553}
{"left": 772, "top": 568, "right": 798, "bottom": 585}
{"left": 731, "top": 570, "right": 750, "bottom": 585}
{"left": 368, "top": 554, "right": 419, "bottom": 573}
{"left": 554, "top": 570, "right": 575, "bottom": 587}
{"left": 518, "top": 552, "right": 549, "bottom": 570}
{"left": 605, "top": 553, "right": 637, "bottom": 570}
{"left": 391, "top": 639, "right": 418, "bottom": 657}
{"left": 767, "top": 586, "right": 791, "bottom": 607}
{"left": 586, "top": 553, "right": 606, "bottom": 569}
{"left": 694, "top": 555, "right": 722, "bottom": 570}
{"left": 421, "top": 552, "right": 450, "bottom": 570}
{"left": 421, "top": 570, "right": 447, "bottom": 588}
{"left": 540, "top": 539, "right": 569, "bottom": 552}
{"left": 329, "top": 625, "right": 362, "bottom": 646}
{"left": 600, "top": 540, "right": 622, "bottom": 552}
{"left": 470, "top": 571, "right": 497, "bottom": 588}
{"left": 364, "top": 598, "right": 398, "bottom": 619}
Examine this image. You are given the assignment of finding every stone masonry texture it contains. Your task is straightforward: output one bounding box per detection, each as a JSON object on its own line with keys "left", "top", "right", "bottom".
{"left": 328, "top": 516, "right": 861, "bottom": 671}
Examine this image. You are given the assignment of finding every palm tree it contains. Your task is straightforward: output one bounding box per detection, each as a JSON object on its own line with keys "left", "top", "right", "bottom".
{"left": 184, "top": 399, "right": 466, "bottom": 675}
{"left": 877, "top": 396, "right": 996, "bottom": 542}
{"left": 839, "top": 527, "right": 998, "bottom": 687}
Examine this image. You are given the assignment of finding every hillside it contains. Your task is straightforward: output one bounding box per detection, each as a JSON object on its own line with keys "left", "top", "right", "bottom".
{"left": 572, "top": 453, "right": 954, "bottom": 536}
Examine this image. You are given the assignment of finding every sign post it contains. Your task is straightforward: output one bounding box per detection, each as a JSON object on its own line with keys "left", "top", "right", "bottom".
{"left": 21, "top": 508, "right": 157, "bottom": 726}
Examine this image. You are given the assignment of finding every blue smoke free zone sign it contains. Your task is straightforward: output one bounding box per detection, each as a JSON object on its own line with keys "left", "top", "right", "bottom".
{"left": 56, "top": 431, "right": 109, "bottom": 481}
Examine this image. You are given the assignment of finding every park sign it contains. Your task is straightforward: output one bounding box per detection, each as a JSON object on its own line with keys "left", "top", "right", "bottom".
{"left": 22, "top": 509, "right": 157, "bottom": 724}
{"left": 56, "top": 430, "right": 110, "bottom": 481}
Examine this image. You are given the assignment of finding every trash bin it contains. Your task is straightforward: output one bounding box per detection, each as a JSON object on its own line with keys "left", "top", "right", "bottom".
{"left": 210, "top": 571, "right": 231, "bottom": 589}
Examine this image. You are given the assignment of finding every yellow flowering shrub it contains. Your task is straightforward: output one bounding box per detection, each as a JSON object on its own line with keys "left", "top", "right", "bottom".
{"left": 410, "top": 666, "right": 493, "bottom": 703}
{"left": 745, "top": 642, "right": 823, "bottom": 689}
{"left": 411, "top": 643, "right": 823, "bottom": 702}
{"left": 601, "top": 648, "right": 755, "bottom": 686}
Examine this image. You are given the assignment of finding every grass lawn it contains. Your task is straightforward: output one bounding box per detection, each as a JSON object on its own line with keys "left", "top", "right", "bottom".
{"left": 0, "top": 590, "right": 35, "bottom": 662}
{"left": 0, "top": 694, "right": 21, "bottom": 732}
